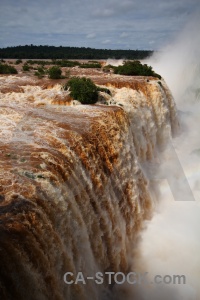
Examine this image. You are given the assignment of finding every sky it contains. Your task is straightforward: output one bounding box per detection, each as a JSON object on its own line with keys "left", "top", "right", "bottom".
{"left": 0, "top": 0, "right": 199, "bottom": 50}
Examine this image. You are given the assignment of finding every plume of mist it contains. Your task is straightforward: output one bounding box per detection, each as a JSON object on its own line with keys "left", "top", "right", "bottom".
{"left": 105, "top": 59, "right": 124, "bottom": 66}
{"left": 132, "top": 11, "right": 200, "bottom": 300}
{"left": 148, "top": 12, "right": 200, "bottom": 105}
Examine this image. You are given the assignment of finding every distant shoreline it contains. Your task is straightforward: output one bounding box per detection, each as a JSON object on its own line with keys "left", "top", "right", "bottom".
{"left": 0, "top": 45, "right": 153, "bottom": 60}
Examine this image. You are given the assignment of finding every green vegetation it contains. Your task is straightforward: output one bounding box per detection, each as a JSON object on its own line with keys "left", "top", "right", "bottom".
{"left": 113, "top": 60, "right": 161, "bottom": 78}
{"left": 34, "top": 67, "right": 46, "bottom": 78}
{"left": 0, "top": 45, "right": 153, "bottom": 59}
{"left": 0, "top": 63, "right": 18, "bottom": 74}
{"left": 102, "top": 64, "right": 115, "bottom": 73}
{"left": 27, "top": 59, "right": 50, "bottom": 66}
{"left": 22, "top": 64, "right": 30, "bottom": 71}
{"left": 24, "top": 59, "right": 81, "bottom": 68}
{"left": 65, "top": 77, "right": 98, "bottom": 104}
{"left": 80, "top": 62, "right": 101, "bottom": 69}
{"left": 97, "top": 86, "right": 111, "bottom": 95}
{"left": 56, "top": 60, "right": 80, "bottom": 67}
{"left": 34, "top": 72, "right": 43, "bottom": 78}
{"left": 88, "top": 60, "right": 100, "bottom": 63}
{"left": 15, "top": 59, "right": 22, "bottom": 64}
{"left": 37, "top": 67, "right": 45, "bottom": 74}
{"left": 48, "top": 66, "right": 62, "bottom": 79}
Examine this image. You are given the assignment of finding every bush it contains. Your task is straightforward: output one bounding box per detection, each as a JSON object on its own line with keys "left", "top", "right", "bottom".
{"left": 26, "top": 60, "right": 52, "bottom": 66}
{"left": 34, "top": 71, "right": 44, "bottom": 79}
{"left": 65, "top": 77, "right": 98, "bottom": 104}
{"left": 102, "top": 64, "right": 115, "bottom": 73}
{"left": 56, "top": 60, "right": 80, "bottom": 67}
{"left": 114, "top": 60, "right": 161, "bottom": 79}
{"left": 34, "top": 67, "right": 46, "bottom": 78}
{"left": 15, "top": 59, "right": 22, "bottom": 64}
{"left": 48, "top": 66, "right": 62, "bottom": 79}
{"left": 88, "top": 60, "right": 100, "bottom": 63}
{"left": 22, "top": 64, "right": 30, "bottom": 71}
{"left": 0, "top": 63, "right": 18, "bottom": 74}
{"left": 97, "top": 86, "right": 111, "bottom": 95}
{"left": 37, "top": 67, "right": 45, "bottom": 74}
{"left": 80, "top": 62, "right": 101, "bottom": 69}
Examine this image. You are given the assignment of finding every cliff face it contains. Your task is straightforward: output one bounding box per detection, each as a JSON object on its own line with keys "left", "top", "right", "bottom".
{"left": 0, "top": 75, "right": 179, "bottom": 299}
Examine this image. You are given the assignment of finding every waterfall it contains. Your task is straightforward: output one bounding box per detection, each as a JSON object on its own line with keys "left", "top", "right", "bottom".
{"left": 0, "top": 75, "right": 179, "bottom": 299}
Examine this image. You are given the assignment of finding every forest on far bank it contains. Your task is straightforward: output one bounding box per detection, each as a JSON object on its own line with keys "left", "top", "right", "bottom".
{"left": 0, "top": 45, "right": 153, "bottom": 59}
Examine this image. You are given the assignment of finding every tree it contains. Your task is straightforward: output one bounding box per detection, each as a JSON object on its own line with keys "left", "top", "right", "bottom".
{"left": 114, "top": 60, "right": 161, "bottom": 79}
{"left": 48, "top": 66, "right": 62, "bottom": 79}
{"left": 65, "top": 77, "right": 98, "bottom": 104}
{"left": 0, "top": 45, "right": 153, "bottom": 60}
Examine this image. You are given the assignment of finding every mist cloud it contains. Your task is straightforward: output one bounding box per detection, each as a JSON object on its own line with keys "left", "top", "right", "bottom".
{"left": 134, "top": 12, "right": 200, "bottom": 300}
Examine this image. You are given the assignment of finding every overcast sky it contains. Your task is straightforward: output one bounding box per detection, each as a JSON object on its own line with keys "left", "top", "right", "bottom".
{"left": 0, "top": 0, "right": 199, "bottom": 50}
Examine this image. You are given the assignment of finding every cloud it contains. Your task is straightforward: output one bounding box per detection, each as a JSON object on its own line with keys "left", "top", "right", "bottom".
{"left": 0, "top": 0, "right": 199, "bottom": 49}
{"left": 86, "top": 33, "right": 96, "bottom": 39}
{"left": 102, "top": 39, "right": 111, "bottom": 44}
{"left": 92, "top": 8, "right": 115, "bottom": 17}
{"left": 120, "top": 32, "right": 129, "bottom": 38}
